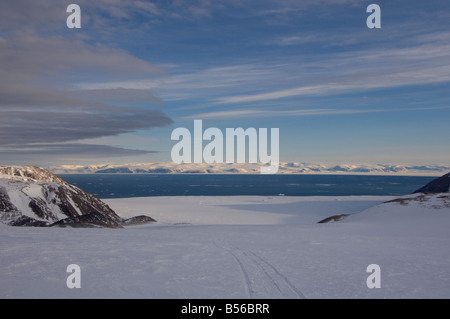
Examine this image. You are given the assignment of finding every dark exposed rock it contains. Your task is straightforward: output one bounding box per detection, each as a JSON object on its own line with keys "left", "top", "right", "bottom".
{"left": 413, "top": 172, "right": 450, "bottom": 194}
{"left": 50, "top": 211, "right": 124, "bottom": 228}
{"left": 9, "top": 215, "right": 49, "bottom": 227}
{"left": 317, "top": 214, "right": 349, "bottom": 223}
{"left": 122, "top": 215, "right": 156, "bottom": 226}
{"left": 0, "top": 186, "right": 17, "bottom": 212}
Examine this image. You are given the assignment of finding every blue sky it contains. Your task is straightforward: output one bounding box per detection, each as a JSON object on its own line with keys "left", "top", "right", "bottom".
{"left": 0, "top": 0, "right": 449, "bottom": 166}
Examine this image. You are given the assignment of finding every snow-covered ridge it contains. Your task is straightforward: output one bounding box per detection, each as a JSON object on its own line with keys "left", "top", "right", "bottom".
{"left": 0, "top": 165, "right": 153, "bottom": 227}
{"left": 0, "top": 165, "right": 66, "bottom": 184}
{"left": 346, "top": 192, "right": 450, "bottom": 223}
{"left": 314, "top": 171, "right": 450, "bottom": 223}
{"left": 48, "top": 162, "right": 450, "bottom": 176}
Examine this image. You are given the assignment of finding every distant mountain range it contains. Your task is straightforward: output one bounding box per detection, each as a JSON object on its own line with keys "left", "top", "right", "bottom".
{"left": 48, "top": 162, "right": 450, "bottom": 176}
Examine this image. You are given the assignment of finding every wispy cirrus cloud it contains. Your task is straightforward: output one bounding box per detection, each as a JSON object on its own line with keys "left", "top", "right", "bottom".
{"left": 82, "top": 35, "right": 450, "bottom": 109}
{"left": 183, "top": 105, "right": 450, "bottom": 120}
{"left": 214, "top": 40, "right": 450, "bottom": 104}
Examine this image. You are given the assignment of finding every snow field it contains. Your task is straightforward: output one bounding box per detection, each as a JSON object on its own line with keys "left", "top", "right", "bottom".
{"left": 1, "top": 195, "right": 450, "bottom": 299}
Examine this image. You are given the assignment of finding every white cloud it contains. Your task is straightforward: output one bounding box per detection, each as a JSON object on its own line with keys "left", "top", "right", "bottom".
{"left": 183, "top": 105, "right": 450, "bottom": 120}
{"left": 78, "top": 31, "right": 450, "bottom": 109}
{"left": 213, "top": 42, "right": 450, "bottom": 104}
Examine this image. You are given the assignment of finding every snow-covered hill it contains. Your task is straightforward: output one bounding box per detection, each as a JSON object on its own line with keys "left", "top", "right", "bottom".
{"left": 0, "top": 166, "right": 153, "bottom": 228}
{"left": 346, "top": 192, "right": 450, "bottom": 223}
{"left": 341, "top": 171, "right": 450, "bottom": 225}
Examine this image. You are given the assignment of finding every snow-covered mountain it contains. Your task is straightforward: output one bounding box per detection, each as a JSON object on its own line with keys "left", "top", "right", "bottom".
{"left": 48, "top": 162, "right": 450, "bottom": 176}
{"left": 0, "top": 166, "right": 154, "bottom": 227}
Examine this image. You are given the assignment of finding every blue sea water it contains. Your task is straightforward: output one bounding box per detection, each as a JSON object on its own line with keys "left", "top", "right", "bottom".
{"left": 59, "top": 174, "right": 435, "bottom": 199}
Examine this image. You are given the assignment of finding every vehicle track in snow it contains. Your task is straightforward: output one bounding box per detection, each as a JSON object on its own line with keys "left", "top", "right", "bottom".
{"left": 214, "top": 240, "right": 305, "bottom": 299}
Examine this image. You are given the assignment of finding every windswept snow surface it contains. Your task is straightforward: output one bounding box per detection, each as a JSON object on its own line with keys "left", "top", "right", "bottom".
{"left": 1, "top": 195, "right": 450, "bottom": 299}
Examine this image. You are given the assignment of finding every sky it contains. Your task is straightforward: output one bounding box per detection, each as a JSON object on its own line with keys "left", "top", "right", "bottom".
{"left": 0, "top": 0, "right": 449, "bottom": 167}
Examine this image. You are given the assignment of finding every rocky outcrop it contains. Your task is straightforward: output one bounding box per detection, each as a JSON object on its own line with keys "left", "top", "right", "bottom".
{"left": 122, "top": 215, "right": 157, "bottom": 226}
{"left": 0, "top": 166, "right": 155, "bottom": 228}
{"left": 50, "top": 211, "right": 124, "bottom": 228}
{"left": 317, "top": 214, "right": 349, "bottom": 223}
{"left": 413, "top": 172, "right": 450, "bottom": 194}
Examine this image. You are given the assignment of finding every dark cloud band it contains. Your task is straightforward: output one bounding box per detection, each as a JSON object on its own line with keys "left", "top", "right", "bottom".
{"left": 0, "top": 9, "right": 173, "bottom": 163}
